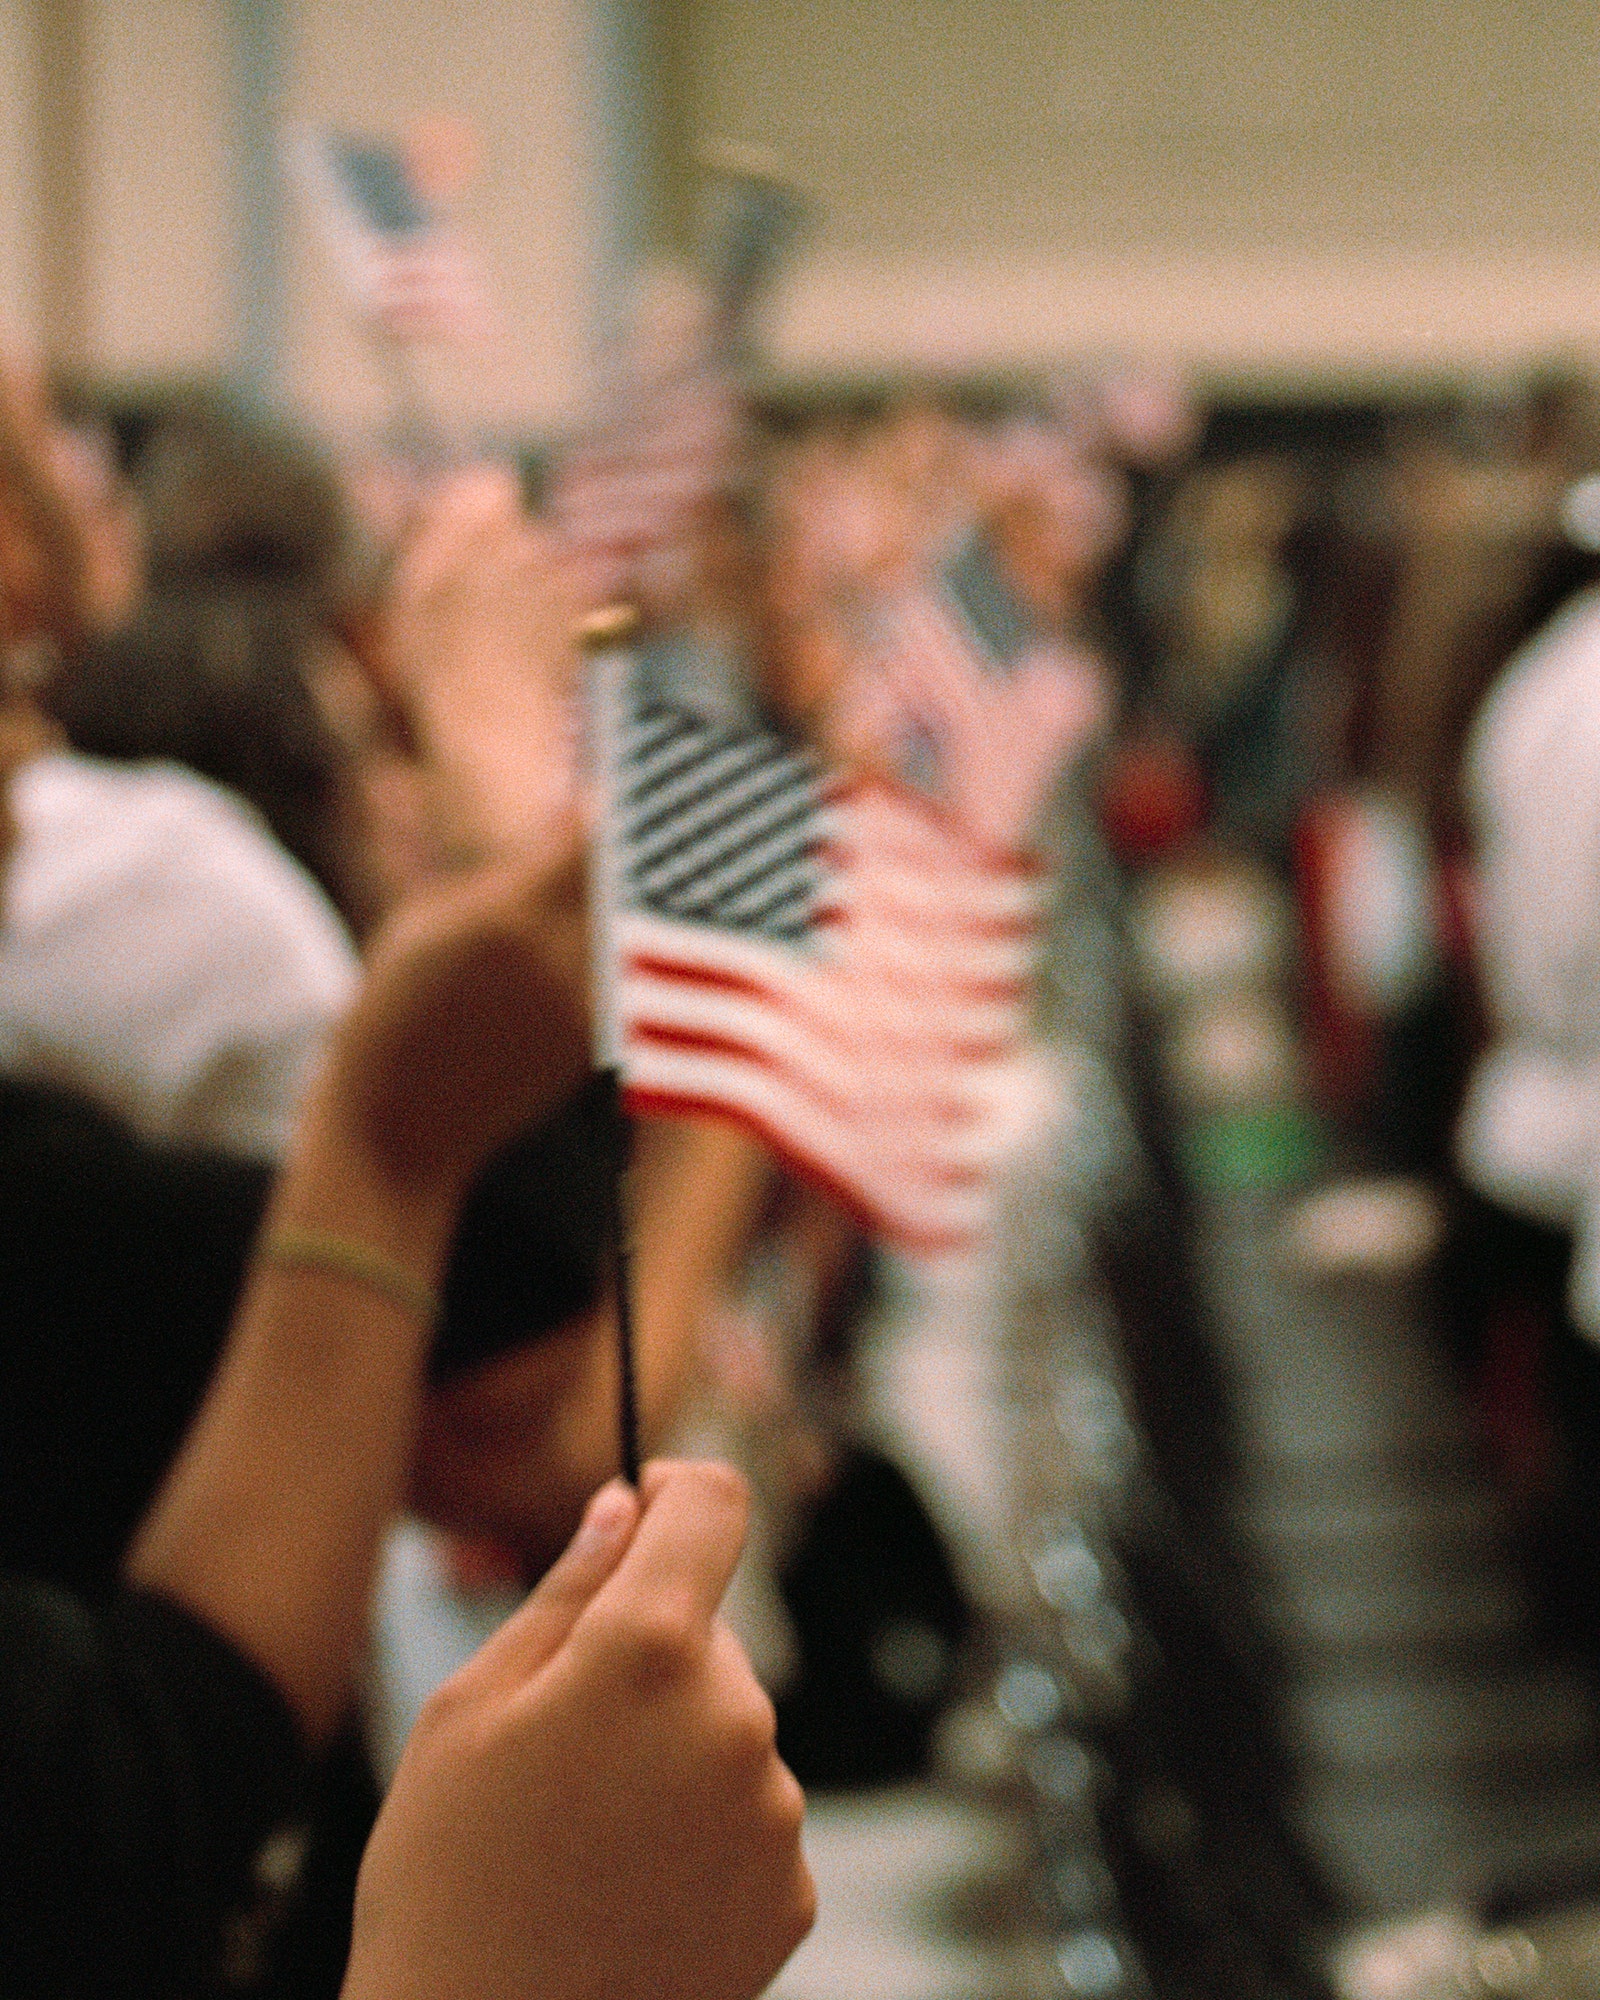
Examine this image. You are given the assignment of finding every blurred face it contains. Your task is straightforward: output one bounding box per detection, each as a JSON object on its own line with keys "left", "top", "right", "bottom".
{"left": 987, "top": 457, "right": 1130, "bottom": 622}
{"left": 407, "top": 1318, "right": 618, "bottom": 1578}
{"left": 48, "top": 421, "right": 143, "bottom": 636}
{"left": 0, "top": 419, "right": 142, "bottom": 648}
{"left": 0, "top": 488, "right": 49, "bottom": 649}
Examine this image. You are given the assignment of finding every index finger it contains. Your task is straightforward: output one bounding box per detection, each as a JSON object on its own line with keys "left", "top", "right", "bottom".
{"left": 578, "top": 1459, "right": 750, "bottom": 1650}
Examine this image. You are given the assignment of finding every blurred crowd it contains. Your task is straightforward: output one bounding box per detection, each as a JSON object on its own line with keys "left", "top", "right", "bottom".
{"left": 11, "top": 249, "right": 1600, "bottom": 2000}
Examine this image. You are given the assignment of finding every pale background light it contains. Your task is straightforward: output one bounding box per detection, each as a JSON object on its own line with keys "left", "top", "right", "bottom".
{"left": 4, "top": 0, "right": 1600, "bottom": 426}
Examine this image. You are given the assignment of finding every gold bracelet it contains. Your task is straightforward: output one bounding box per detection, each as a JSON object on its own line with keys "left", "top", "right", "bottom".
{"left": 575, "top": 603, "right": 640, "bottom": 649}
{"left": 261, "top": 1229, "right": 441, "bottom": 1324}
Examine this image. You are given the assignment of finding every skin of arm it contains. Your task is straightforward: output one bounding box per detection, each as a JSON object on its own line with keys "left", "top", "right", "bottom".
{"left": 0, "top": 351, "right": 140, "bottom": 652}
{"left": 127, "top": 457, "right": 780, "bottom": 1697}
{"left": 124, "top": 844, "right": 590, "bottom": 1746}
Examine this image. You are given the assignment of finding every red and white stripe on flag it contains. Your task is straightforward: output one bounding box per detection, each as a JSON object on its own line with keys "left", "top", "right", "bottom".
{"left": 368, "top": 234, "right": 488, "bottom": 344}
{"left": 287, "top": 128, "right": 491, "bottom": 348}
{"left": 616, "top": 776, "right": 1045, "bottom": 1253}
{"left": 358, "top": 227, "right": 489, "bottom": 344}
{"left": 553, "top": 368, "right": 741, "bottom": 599}
{"left": 842, "top": 589, "right": 1106, "bottom": 851}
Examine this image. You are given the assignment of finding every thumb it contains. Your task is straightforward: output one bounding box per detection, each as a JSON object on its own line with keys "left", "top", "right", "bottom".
{"left": 461, "top": 1480, "right": 640, "bottom": 1691}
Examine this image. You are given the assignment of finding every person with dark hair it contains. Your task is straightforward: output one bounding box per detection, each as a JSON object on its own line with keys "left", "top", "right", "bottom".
{"left": 0, "top": 424, "right": 568, "bottom": 1161}
{"left": 0, "top": 712, "right": 359, "bottom": 1159}
{"left": 0, "top": 362, "right": 372, "bottom": 1157}
{"left": 43, "top": 587, "right": 370, "bottom": 925}
{"left": 0, "top": 367, "right": 793, "bottom": 1991}
{"left": 130, "top": 387, "right": 352, "bottom": 607}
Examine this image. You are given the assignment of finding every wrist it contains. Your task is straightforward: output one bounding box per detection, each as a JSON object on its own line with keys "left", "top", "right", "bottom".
{"left": 274, "top": 1097, "right": 464, "bottom": 1297}
{"left": 260, "top": 1228, "right": 442, "bottom": 1326}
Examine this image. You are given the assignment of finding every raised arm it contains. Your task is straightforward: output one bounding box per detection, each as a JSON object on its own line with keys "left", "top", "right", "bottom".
{"left": 0, "top": 351, "right": 139, "bottom": 652}
{"left": 125, "top": 845, "right": 589, "bottom": 1744}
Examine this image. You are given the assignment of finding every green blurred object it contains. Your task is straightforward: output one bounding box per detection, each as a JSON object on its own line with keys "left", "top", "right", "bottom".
{"left": 1179, "top": 1105, "right": 1325, "bottom": 1192}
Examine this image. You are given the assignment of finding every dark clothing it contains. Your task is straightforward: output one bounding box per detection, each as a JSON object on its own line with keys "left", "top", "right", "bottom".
{"left": 435, "top": 1070, "right": 614, "bottom": 1378}
{"left": 0, "top": 1579, "right": 307, "bottom": 1999}
{"left": 0, "top": 1074, "right": 611, "bottom": 1595}
{"left": 0, "top": 1073, "right": 611, "bottom": 1996}
{"left": 0, "top": 1082, "right": 270, "bottom": 1595}
{"left": 1441, "top": 1186, "right": 1600, "bottom": 1672}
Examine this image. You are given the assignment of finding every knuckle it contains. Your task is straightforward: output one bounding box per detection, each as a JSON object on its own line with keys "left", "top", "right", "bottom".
{"left": 612, "top": 1592, "right": 701, "bottom": 1687}
{"left": 405, "top": 1672, "right": 500, "bottom": 1774}
{"left": 768, "top": 1762, "right": 807, "bottom": 1839}
{"left": 719, "top": 1685, "right": 779, "bottom": 1769}
{"left": 694, "top": 1458, "right": 752, "bottom": 1517}
{"left": 656, "top": 1455, "right": 749, "bottom": 1522}
{"left": 413, "top": 1671, "right": 472, "bottom": 1742}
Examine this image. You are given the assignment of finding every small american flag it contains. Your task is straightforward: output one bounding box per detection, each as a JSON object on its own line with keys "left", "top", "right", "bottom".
{"left": 596, "top": 671, "right": 1045, "bottom": 1252}
{"left": 288, "top": 129, "right": 490, "bottom": 345}
{"left": 553, "top": 369, "right": 741, "bottom": 603}
{"left": 839, "top": 528, "right": 1107, "bottom": 852}
{"left": 554, "top": 156, "right": 803, "bottom": 601}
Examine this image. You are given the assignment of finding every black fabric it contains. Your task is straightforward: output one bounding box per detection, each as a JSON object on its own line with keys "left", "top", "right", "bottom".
{"left": 0, "top": 1074, "right": 610, "bottom": 1592}
{"left": 775, "top": 1445, "right": 970, "bottom": 1789}
{"left": 0, "top": 1081, "right": 272, "bottom": 1594}
{"left": 431, "top": 1069, "right": 612, "bottom": 1378}
{"left": 1442, "top": 1188, "right": 1600, "bottom": 1674}
{"left": 0, "top": 1074, "right": 611, "bottom": 1997}
{"left": 0, "top": 1578, "right": 307, "bottom": 1999}
{"left": 255, "top": 1728, "right": 378, "bottom": 2000}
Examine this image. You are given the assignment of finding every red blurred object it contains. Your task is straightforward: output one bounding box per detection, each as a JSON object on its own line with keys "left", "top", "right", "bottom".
{"left": 1098, "top": 734, "right": 1207, "bottom": 862}
{"left": 1434, "top": 850, "right": 1479, "bottom": 976}
{"left": 441, "top": 1532, "right": 526, "bottom": 1595}
{"left": 1292, "top": 790, "right": 1378, "bottom": 1115}
{"left": 1475, "top": 1300, "right": 1559, "bottom": 1503}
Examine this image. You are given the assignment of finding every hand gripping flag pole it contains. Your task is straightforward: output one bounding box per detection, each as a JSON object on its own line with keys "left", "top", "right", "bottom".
{"left": 581, "top": 602, "right": 645, "bottom": 1484}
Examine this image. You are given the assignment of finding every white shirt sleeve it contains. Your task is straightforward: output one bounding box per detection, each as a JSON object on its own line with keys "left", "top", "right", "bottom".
{"left": 0, "top": 753, "right": 360, "bottom": 1161}
{"left": 1458, "top": 590, "right": 1600, "bottom": 1336}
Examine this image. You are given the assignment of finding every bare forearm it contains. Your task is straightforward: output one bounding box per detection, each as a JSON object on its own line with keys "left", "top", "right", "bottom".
{"left": 122, "top": 695, "right": 593, "bottom": 1748}
{"left": 126, "top": 1119, "right": 459, "bottom": 1746}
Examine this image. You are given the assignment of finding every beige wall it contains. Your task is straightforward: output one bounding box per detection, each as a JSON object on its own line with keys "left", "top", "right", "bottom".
{"left": 81, "top": 0, "right": 232, "bottom": 376}
{"left": 684, "top": 0, "right": 1600, "bottom": 386}
{"left": 2, "top": 0, "right": 235, "bottom": 372}
{"left": 8, "top": 0, "right": 603, "bottom": 432}
{"left": 0, "top": 0, "right": 40, "bottom": 343}
{"left": 283, "top": 0, "right": 598, "bottom": 437}
{"left": 13, "top": 0, "right": 1600, "bottom": 408}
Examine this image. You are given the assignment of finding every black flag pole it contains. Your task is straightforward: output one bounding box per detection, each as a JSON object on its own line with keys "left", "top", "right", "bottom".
{"left": 580, "top": 602, "right": 644, "bottom": 1483}
{"left": 572, "top": 158, "right": 807, "bottom": 1484}
{"left": 595, "top": 1064, "right": 640, "bottom": 1486}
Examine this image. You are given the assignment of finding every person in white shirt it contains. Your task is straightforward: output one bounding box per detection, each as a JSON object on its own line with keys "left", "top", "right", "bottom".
{"left": 1457, "top": 582, "right": 1600, "bottom": 1332}
{"left": 0, "top": 745, "right": 357, "bottom": 1159}
{"left": 0, "top": 372, "right": 375, "bottom": 1163}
